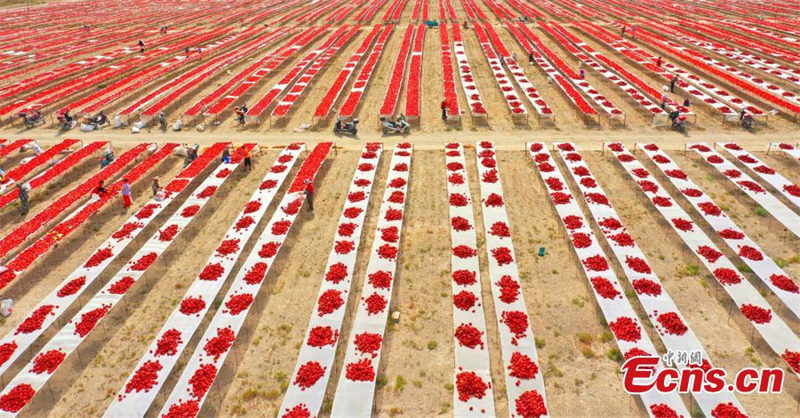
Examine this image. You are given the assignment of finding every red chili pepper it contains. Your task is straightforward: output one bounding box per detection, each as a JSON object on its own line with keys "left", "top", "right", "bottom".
{"left": 162, "top": 400, "right": 199, "bottom": 418}
{"left": 563, "top": 215, "right": 583, "bottom": 230}
{"left": 571, "top": 233, "right": 592, "bottom": 248}
{"left": 657, "top": 312, "right": 688, "bottom": 335}
{"left": 244, "top": 201, "right": 261, "bottom": 214}
{"left": 625, "top": 256, "right": 651, "bottom": 274}
{"left": 179, "top": 296, "right": 206, "bottom": 316}
{"left": 711, "top": 403, "right": 746, "bottom": 418}
{"left": 335, "top": 240, "right": 355, "bottom": 255}
{"left": 158, "top": 224, "right": 179, "bottom": 242}
{"left": 343, "top": 207, "right": 363, "bottom": 219}
{"left": 590, "top": 277, "right": 620, "bottom": 299}
{"left": 307, "top": 326, "right": 338, "bottom": 347}
{"left": 652, "top": 196, "right": 672, "bottom": 207}
{"left": 317, "top": 290, "right": 344, "bottom": 316}
{"left": 125, "top": 360, "right": 163, "bottom": 393}
{"left": 450, "top": 193, "right": 468, "bottom": 206}
{"left": 181, "top": 205, "right": 200, "bottom": 217}
{"left": 74, "top": 304, "right": 112, "bottom": 337}
{"left": 492, "top": 247, "right": 513, "bottom": 265}
{"left": 713, "top": 268, "right": 742, "bottom": 285}
{"left": 515, "top": 390, "right": 548, "bottom": 417}
{"left": 632, "top": 278, "right": 662, "bottom": 296}
{"left": 0, "top": 342, "right": 17, "bottom": 367}
{"left": 455, "top": 371, "right": 489, "bottom": 401}
{"left": 671, "top": 218, "right": 694, "bottom": 232}
{"left": 57, "top": 276, "right": 86, "bottom": 297}
{"left": 354, "top": 332, "right": 382, "bottom": 356}
{"left": 0, "top": 384, "right": 35, "bottom": 412}
{"left": 345, "top": 358, "right": 375, "bottom": 381}
{"left": 244, "top": 262, "right": 267, "bottom": 285}
{"left": 582, "top": 255, "right": 609, "bottom": 271}
{"left": 452, "top": 245, "right": 477, "bottom": 258}
{"left": 85, "top": 248, "right": 113, "bottom": 268}
{"left": 294, "top": 361, "right": 325, "bottom": 390}
{"left": 224, "top": 294, "right": 253, "bottom": 316}
{"left": 452, "top": 270, "right": 476, "bottom": 286}
{"left": 155, "top": 329, "right": 183, "bottom": 357}
{"left": 258, "top": 242, "right": 280, "bottom": 258}
{"left": 188, "top": 363, "right": 217, "bottom": 398}
{"left": 203, "top": 327, "right": 236, "bottom": 360}
{"left": 782, "top": 350, "right": 800, "bottom": 373}
{"left": 609, "top": 316, "right": 641, "bottom": 342}
{"left": 586, "top": 192, "right": 610, "bottom": 206}
{"left": 131, "top": 252, "right": 157, "bottom": 270}
{"left": 113, "top": 222, "right": 144, "bottom": 240}
{"left": 260, "top": 180, "right": 278, "bottom": 190}
{"left": 364, "top": 293, "right": 387, "bottom": 314}
{"left": 109, "top": 276, "right": 135, "bottom": 294}
{"left": 770, "top": 274, "right": 799, "bottom": 293}
{"left": 454, "top": 324, "right": 484, "bottom": 349}
{"left": 740, "top": 304, "right": 772, "bottom": 324}
{"left": 453, "top": 291, "right": 477, "bottom": 311}
{"left": 489, "top": 222, "right": 510, "bottom": 237}
{"left": 31, "top": 349, "right": 65, "bottom": 374}
{"left": 485, "top": 193, "right": 504, "bottom": 207}
{"left": 508, "top": 352, "right": 539, "bottom": 379}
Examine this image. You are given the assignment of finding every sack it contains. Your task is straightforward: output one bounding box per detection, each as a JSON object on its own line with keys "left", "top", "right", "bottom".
{"left": 0, "top": 299, "right": 12, "bottom": 317}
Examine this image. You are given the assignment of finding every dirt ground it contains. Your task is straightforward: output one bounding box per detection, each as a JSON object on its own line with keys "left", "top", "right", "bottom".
{"left": 0, "top": 143, "right": 797, "bottom": 417}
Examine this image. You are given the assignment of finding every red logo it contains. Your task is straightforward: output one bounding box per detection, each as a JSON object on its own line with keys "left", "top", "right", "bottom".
{"left": 621, "top": 356, "right": 783, "bottom": 394}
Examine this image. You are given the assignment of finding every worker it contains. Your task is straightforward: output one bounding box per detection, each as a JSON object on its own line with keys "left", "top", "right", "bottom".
{"left": 122, "top": 179, "right": 132, "bottom": 209}
{"left": 152, "top": 177, "right": 160, "bottom": 196}
{"left": 184, "top": 145, "right": 198, "bottom": 167}
{"left": 95, "top": 180, "right": 107, "bottom": 197}
{"left": 31, "top": 141, "right": 43, "bottom": 156}
{"left": 242, "top": 146, "right": 252, "bottom": 171}
{"left": 670, "top": 74, "right": 678, "bottom": 93}
{"left": 303, "top": 179, "right": 314, "bottom": 212}
{"left": 138, "top": 40, "right": 145, "bottom": 52}
{"left": 441, "top": 99, "right": 449, "bottom": 120}
{"left": 17, "top": 183, "right": 29, "bottom": 215}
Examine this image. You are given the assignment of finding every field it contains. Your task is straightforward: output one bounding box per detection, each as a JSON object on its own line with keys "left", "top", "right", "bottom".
{"left": 0, "top": 0, "right": 800, "bottom": 417}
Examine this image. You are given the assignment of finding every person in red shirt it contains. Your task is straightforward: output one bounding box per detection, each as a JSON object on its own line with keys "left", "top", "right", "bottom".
{"left": 95, "top": 180, "right": 107, "bottom": 198}
{"left": 242, "top": 146, "right": 252, "bottom": 171}
{"left": 441, "top": 99, "right": 448, "bottom": 120}
{"left": 303, "top": 179, "right": 314, "bottom": 212}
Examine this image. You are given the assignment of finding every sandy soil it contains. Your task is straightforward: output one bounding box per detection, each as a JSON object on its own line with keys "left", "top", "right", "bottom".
{"left": 0, "top": 145, "right": 798, "bottom": 417}
{"left": 585, "top": 150, "right": 800, "bottom": 415}
{"left": 42, "top": 150, "right": 278, "bottom": 416}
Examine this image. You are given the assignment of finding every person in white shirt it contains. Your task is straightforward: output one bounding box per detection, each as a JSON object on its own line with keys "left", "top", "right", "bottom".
{"left": 31, "top": 141, "right": 43, "bottom": 156}
{"left": 121, "top": 178, "right": 132, "bottom": 209}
